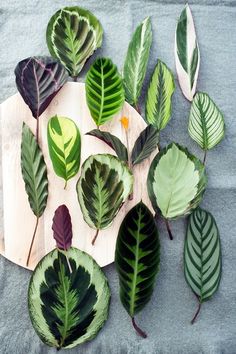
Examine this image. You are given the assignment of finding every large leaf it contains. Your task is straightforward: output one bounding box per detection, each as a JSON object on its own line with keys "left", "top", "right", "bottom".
{"left": 123, "top": 17, "right": 152, "bottom": 106}
{"left": 46, "top": 6, "right": 103, "bottom": 78}
{"left": 145, "top": 60, "right": 175, "bottom": 131}
{"left": 86, "top": 129, "right": 128, "bottom": 162}
{"left": 175, "top": 4, "right": 200, "bottom": 101}
{"left": 147, "top": 143, "right": 207, "bottom": 219}
{"left": 115, "top": 202, "right": 160, "bottom": 337}
{"left": 131, "top": 125, "right": 159, "bottom": 166}
{"left": 188, "top": 92, "right": 225, "bottom": 150}
{"left": 47, "top": 115, "right": 81, "bottom": 188}
{"left": 85, "top": 57, "right": 125, "bottom": 127}
{"left": 184, "top": 207, "right": 221, "bottom": 323}
{"left": 52, "top": 205, "right": 72, "bottom": 251}
{"left": 28, "top": 247, "right": 110, "bottom": 349}
{"left": 77, "top": 154, "right": 133, "bottom": 244}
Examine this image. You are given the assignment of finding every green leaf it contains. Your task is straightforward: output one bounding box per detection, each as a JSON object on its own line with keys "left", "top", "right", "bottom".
{"left": 77, "top": 154, "right": 133, "bottom": 243}
{"left": 131, "top": 125, "right": 159, "bottom": 166}
{"left": 145, "top": 60, "right": 175, "bottom": 131}
{"left": 188, "top": 92, "right": 225, "bottom": 150}
{"left": 147, "top": 143, "right": 207, "bottom": 219}
{"left": 46, "top": 6, "right": 103, "bottom": 78}
{"left": 115, "top": 202, "right": 160, "bottom": 337}
{"left": 21, "top": 123, "right": 48, "bottom": 217}
{"left": 47, "top": 115, "right": 81, "bottom": 187}
{"left": 123, "top": 17, "right": 152, "bottom": 106}
{"left": 85, "top": 58, "right": 125, "bottom": 127}
{"left": 28, "top": 247, "right": 110, "bottom": 349}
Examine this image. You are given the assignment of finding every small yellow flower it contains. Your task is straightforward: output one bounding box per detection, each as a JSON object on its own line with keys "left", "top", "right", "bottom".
{"left": 120, "top": 116, "right": 129, "bottom": 131}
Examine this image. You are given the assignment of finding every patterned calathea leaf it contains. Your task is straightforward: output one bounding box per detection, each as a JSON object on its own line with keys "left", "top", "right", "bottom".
{"left": 21, "top": 123, "right": 48, "bottom": 266}
{"left": 28, "top": 247, "right": 110, "bottom": 349}
{"left": 77, "top": 154, "right": 133, "bottom": 245}
{"left": 184, "top": 207, "right": 221, "bottom": 324}
{"left": 47, "top": 115, "right": 81, "bottom": 188}
{"left": 145, "top": 60, "right": 175, "bottom": 131}
{"left": 175, "top": 4, "right": 200, "bottom": 101}
{"left": 123, "top": 17, "right": 152, "bottom": 109}
{"left": 131, "top": 125, "right": 159, "bottom": 166}
{"left": 46, "top": 6, "right": 103, "bottom": 78}
{"left": 115, "top": 202, "right": 160, "bottom": 338}
{"left": 85, "top": 57, "right": 125, "bottom": 127}
{"left": 15, "top": 56, "right": 68, "bottom": 141}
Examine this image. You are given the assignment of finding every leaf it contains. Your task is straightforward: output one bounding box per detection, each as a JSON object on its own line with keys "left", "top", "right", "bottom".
{"left": 47, "top": 115, "right": 81, "bottom": 187}
{"left": 46, "top": 6, "right": 103, "bottom": 78}
{"left": 85, "top": 57, "right": 125, "bottom": 127}
{"left": 52, "top": 205, "right": 72, "bottom": 251}
{"left": 28, "top": 247, "right": 110, "bottom": 349}
{"left": 145, "top": 60, "right": 175, "bottom": 131}
{"left": 115, "top": 202, "right": 160, "bottom": 337}
{"left": 175, "top": 4, "right": 200, "bottom": 101}
{"left": 123, "top": 17, "right": 152, "bottom": 106}
{"left": 188, "top": 92, "right": 225, "bottom": 150}
{"left": 77, "top": 154, "right": 133, "bottom": 244}
{"left": 184, "top": 207, "right": 221, "bottom": 323}
{"left": 147, "top": 143, "right": 207, "bottom": 219}
{"left": 86, "top": 129, "right": 128, "bottom": 162}
{"left": 131, "top": 125, "right": 159, "bottom": 166}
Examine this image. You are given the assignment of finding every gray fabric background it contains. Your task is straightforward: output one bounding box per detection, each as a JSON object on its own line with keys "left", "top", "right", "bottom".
{"left": 0, "top": 0, "right": 236, "bottom": 353}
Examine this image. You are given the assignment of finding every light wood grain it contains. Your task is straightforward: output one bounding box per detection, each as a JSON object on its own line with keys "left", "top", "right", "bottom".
{"left": 0, "top": 82, "right": 156, "bottom": 270}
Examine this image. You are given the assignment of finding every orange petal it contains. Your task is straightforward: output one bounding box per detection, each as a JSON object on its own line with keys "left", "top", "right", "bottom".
{"left": 120, "top": 116, "right": 129, "bottom": 130}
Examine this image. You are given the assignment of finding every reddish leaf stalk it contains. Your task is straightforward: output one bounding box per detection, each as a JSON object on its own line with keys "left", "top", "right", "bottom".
{"left": 26, "top": 216, "right": 39, "bottom": 267}
{"left": 164, "top": 219, "right": 173, "bottom": 240}
{"left": 191, "top": 298, "right": 202, "bottom": 324}
{"left": 92, "top": 229, "right": 99, "bottom": 245}
{"left": 131, "top": 317, "right": 147, "bottom": 338}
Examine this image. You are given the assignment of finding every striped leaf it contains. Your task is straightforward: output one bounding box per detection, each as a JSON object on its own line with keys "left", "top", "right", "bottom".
{"left": 46, "top": 6, "right": 103, "bottom": 78}
{"left": 147, "top": 143, "right": 207, "bottom": 219}
{"left": 131, "top": 125, "right": 159, "bottom": 166}
{"left": 77, "top": 154, "right": 133, "bottom": 244}
{"left": 123, "top": 17, "right": 152, "bottom": 107}
{"left": 47, "top": 115, "right": 81, "bottom": 188}
{"left": 86, "top": 58, "right": 125, "bottom": 127}
{"left": 184, "top": 207, "right": 221, "bottom": 323}
{"left": 145, "top": 60, "right": 175, "bottom": 131}
{"left": 115, "top": 202, "right": 160, "bottom": 338}
{"left": 28, "top": 247, "right": 110, "bottom": 349}
{"left": 175, "top": 4, "right": 200, "bottom": 101}
{"left": 188, "top": 92, "right": 225, "bottom": 150}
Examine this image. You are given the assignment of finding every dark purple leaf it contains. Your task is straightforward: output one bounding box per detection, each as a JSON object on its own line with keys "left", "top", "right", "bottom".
{"left": 52, "top": 205, "right": 72, "bottom": 251}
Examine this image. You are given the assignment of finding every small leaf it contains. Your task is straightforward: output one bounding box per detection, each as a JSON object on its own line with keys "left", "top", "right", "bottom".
{"left": 47, "top": 115, "right": 81, "bottom": 187}
{"left": 145, "top": 60, "right": 175, "bottom": 131}
{"left": 131, "top": 125, "right": 159, "bottom": 166}
{"left": 86, "top": 58, "right": 125, "bottom": 127}
{"left": 115, "top": 202, "right": 160, "bottom": 337}
{"left": 46, "top": 6, "right": 103, "bottom": 78}
{"left": 52, "top": 205, "right": 72, "bottom": 251}
{"left": 86, "top": 129, "right": 128, "bottom": 162}
{"left": 188, "top": 92, "right": 225, "bottom": 150}
{"left": 175, "top": 4, "right": 200, "bottom": 101}
{"left": 123, "top": 17, "right": 152, "bottom": 106}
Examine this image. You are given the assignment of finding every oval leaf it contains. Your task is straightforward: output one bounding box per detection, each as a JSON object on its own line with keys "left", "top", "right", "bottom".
{"left": 46, "top": 6, "right": 103, "bottom": 78}
{"left": 147, "top": 143, "right": 207, "bottom": 219}
{"left": 115, "top": 202, "right": 160, "bottom": 337}
{"left": 131, "top": 125, "right": 159, "bottom": 166}
{"left": 28, "top": 247, "right": 110, "bottom": 349}
{"left": 188, "top": 92, "right": 225, "bottom": 150}
{"left": 52, "top": 205, "right": 72, "bottom": 251}
{"left": 86, "top": 58, "right": 125, "bottom": 127}
{"left": 145, "top": 60, "right": 175, "bottom": 131}
{"left": 47, "top": 115, "right": 81, "bottom": 187}
{"left": 123, "top": 17, "right": 152, "bottom": 106}
{"left": 175, "top": 4, "right": 200, "bottom": 101}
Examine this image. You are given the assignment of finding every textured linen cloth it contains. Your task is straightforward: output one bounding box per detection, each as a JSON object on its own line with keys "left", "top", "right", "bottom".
{"left": 0, "top": 0, "right": 236, "bottom": 353}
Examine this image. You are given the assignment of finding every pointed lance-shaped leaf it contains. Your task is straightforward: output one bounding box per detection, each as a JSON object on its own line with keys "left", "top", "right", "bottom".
{"left": 46, "top": 6, "right": 103, "bottom": 78}
{"left": 52, "top": 205, "right": 72, "bottom": 251}
{"left": 131, "top": 125, "right": 159, "bottom": 166}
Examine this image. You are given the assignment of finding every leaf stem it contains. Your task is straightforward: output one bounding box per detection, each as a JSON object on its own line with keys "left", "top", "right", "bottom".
{"left": 203, "top": 150, "right": 207, "bottom": 165}
{"left": 92, "top": 229, "right": 99, "bottom": 245}
{"left": 64, "top": 180, "right": 68, "bottom": 190}
{"left": 26, "top": 216, "right": 39, "bottom": 267}
{"left": 65, "top": 252, "right": 72, "bottom": 274}
{"left": 164, "top": 219, "right": 173, "bottom": 240}
{"left": 131, "top": 317, "right": 147, "bottom": 338}
{"left": 135, "top": 104, "right": 141, "bottom": 115}
{"left": 191, "top": 298, "right": 202, "bottom": 324}
{"left": 72, "top": 76, "right": 78, "bottom": 82}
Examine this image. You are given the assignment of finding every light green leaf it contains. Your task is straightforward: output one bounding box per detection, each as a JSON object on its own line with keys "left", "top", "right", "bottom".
{"left": 46, "top": 6, "right": 103, "bottom": 78}
{"left": 188, "top": 92, "right": 225, "bottom": 150}
{"left": 145, "top": 60, "right": 175, "bottom": 131}
{"left": 131, "top": 125, "right": 159, "bottom": 166}
{"left": 85, "top": 58, "right": 125, "bottom": 127}
{"left": 123, "top": 17, "right": 152, "bottom": 106}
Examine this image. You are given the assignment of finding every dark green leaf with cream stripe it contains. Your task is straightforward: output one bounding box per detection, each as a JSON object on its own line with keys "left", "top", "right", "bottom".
{"left": 46, "top": 6, "right": 103, "bottom": 78}
{"left": 28, "top": 247, "right": 110, "bottom": 349}
{"left": 131, "top": 125, "right": 159, "bottom": 166}
{"left": 115, "top": 202, "right": 160, "bottom": 338}
{"left": 184, "top": 207, "right": 221, "bottom": 323}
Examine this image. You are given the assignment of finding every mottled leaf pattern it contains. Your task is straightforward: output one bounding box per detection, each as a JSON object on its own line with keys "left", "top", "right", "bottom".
{"left": 131, "top": 125, "right": 159, "bottom": 166}
{"left": 52, "top": 205, "right": 72, "bottom": 250}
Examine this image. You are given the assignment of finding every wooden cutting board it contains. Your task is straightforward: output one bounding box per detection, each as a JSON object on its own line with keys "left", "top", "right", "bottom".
{"left": 0, "top": 82, "right": 155, "bottom": 270}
